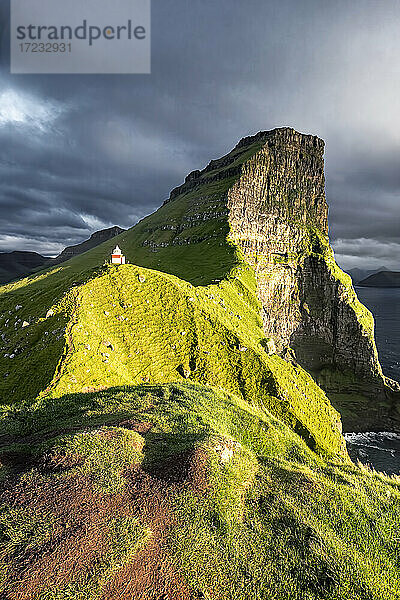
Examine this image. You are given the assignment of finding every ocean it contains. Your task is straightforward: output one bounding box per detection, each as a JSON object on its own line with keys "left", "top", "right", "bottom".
{"left": 344, "top": 287, "right": 400, "bottom": 475}
{"left": 356, "top": 287, "right": 400, "bottom": 382}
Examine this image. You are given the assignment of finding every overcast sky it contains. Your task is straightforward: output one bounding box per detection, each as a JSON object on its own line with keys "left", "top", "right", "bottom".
{"left": 0, "top": 0, "right": 399, "bottom": 271}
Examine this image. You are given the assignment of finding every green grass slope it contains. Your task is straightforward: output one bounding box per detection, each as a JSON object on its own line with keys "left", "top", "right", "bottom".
{"left": 1, "top": 131, "right": 399, "bottom": 598}
{"left": 0, "top": 138, "right": 262, "bottom": 405}
{"left": 1, "top": 383, "right": 399, "bottom": 599}
{"left": 0, "top": 258, "right": 344, "bottom": 457}
{"left": 0, "top": 135, "right": 347, "bottom": 458}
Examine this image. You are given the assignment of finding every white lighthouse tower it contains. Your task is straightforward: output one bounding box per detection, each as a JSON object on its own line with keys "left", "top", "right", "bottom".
{"left": 111, "top": 245, "right": 126, "bottom": 265}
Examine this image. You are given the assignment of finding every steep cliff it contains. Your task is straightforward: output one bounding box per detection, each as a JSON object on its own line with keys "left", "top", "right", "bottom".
{"left": 142, "top": 127, "right": 399, "bottom": 427}
{"left": 162, "top": 132, "right": 379, "bottom": 370}
{"left": 224, "top": 130, "right": 380, "bottom": 379}
{"left": 0, "top": 129, "right": 398, "bottom": 433}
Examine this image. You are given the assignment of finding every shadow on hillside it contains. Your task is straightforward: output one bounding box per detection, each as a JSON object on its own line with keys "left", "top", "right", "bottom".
{"left": 0, "top": 262, "right": 100, "bottom": 304}
{"left": 129, "top": 237, "right": 240, "bottom": 287}
{"left": 0, "top": 383, "right": 212, "bottom": 476}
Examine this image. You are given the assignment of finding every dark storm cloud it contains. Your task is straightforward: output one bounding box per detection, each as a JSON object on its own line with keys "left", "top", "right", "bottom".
{"left": 328, "top": 146, "right": 400, "bottom": 238}
{"left": 0, "top": 0, "right": 399, "bottom": 269}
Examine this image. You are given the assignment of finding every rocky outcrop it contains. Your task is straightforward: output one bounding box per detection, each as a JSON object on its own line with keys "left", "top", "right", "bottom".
{"left": 159, "top": 128, "right": 383, "bottom": 382}
{"left": 1, "top": 128, "right": 398, "bottom": 433}
{"left": 130, "top": 127, "right": 398, "bottom": 429}
{"left": 225, "top": 129, "right": 381, "bottom": 380}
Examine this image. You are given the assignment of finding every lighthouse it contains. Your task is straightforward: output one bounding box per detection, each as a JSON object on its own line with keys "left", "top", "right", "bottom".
{"left": 111, "top": 245, "right": 126, "bottom": 265}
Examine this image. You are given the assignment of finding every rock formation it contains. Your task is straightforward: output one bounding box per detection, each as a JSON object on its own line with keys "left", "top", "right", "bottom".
{"left": 137, "top": 127, "right": 399, "bottom": 428}
{"left": 1, "top": 128, "right": 398, "bottom": 432}
{"left": 161, "top": 128, "right": 381, "bottom": 380}
{"left": 2, "top": 133, "right": 400, "bottom": 600}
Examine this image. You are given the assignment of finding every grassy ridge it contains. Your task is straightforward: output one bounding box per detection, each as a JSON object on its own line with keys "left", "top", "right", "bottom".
{"left": 0, "top": 148, "right": 346, "bottom": 456}
{"left": 1, "top": 260, "right": 344, "bottom": 457}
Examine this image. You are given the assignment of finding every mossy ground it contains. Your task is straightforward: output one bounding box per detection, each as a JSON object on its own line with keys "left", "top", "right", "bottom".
{"left": 1, "top": 383, "right": 399, "bottom": 599}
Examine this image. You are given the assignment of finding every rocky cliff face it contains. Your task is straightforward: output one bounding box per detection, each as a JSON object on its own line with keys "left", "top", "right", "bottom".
{"left": 1, "top": 128, "right": 397, "bottom": 436}
{"left": 163, "top": 128, "right": 382, "bottom": 383}
{"left": 225, "top": 129, "right": 382, "bottom": 380}
{"left": 2, "top": 130, "right": 400, "bottom": 600}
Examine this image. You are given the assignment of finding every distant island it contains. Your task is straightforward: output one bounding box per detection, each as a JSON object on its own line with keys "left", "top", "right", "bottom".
{"left": 348, "top": 266, "right": 389, "bottom": 284}
{"left": 358, "top": 270, "right": 400, "bottom": 287}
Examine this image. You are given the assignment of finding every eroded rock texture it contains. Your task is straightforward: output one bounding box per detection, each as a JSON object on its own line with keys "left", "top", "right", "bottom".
{"left": 225, "top": 128, "right": 381, "bottom": 380}
{"left": 164, "top": 127, "right": 382, "bottom": 382}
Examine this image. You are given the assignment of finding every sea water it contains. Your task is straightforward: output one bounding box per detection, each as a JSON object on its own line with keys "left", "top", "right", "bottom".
{"left": 344, "top": 431, "right": 400, "bottom": 476}
{"left": 344, "top": 287, "right": 400, "bottom": 475}
{"left": 356, "top": 287, "right": 400, "bottom": 382}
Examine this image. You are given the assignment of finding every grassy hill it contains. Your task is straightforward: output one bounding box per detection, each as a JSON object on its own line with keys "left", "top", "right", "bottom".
{"left": 0, "top": 227, "right": 125, "bottom": 286}
{"left": 1, "top": 130, "right": 400, "bottom": 598}
{"left": 0, "top": 252, "right": 344, "bottom": 457}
